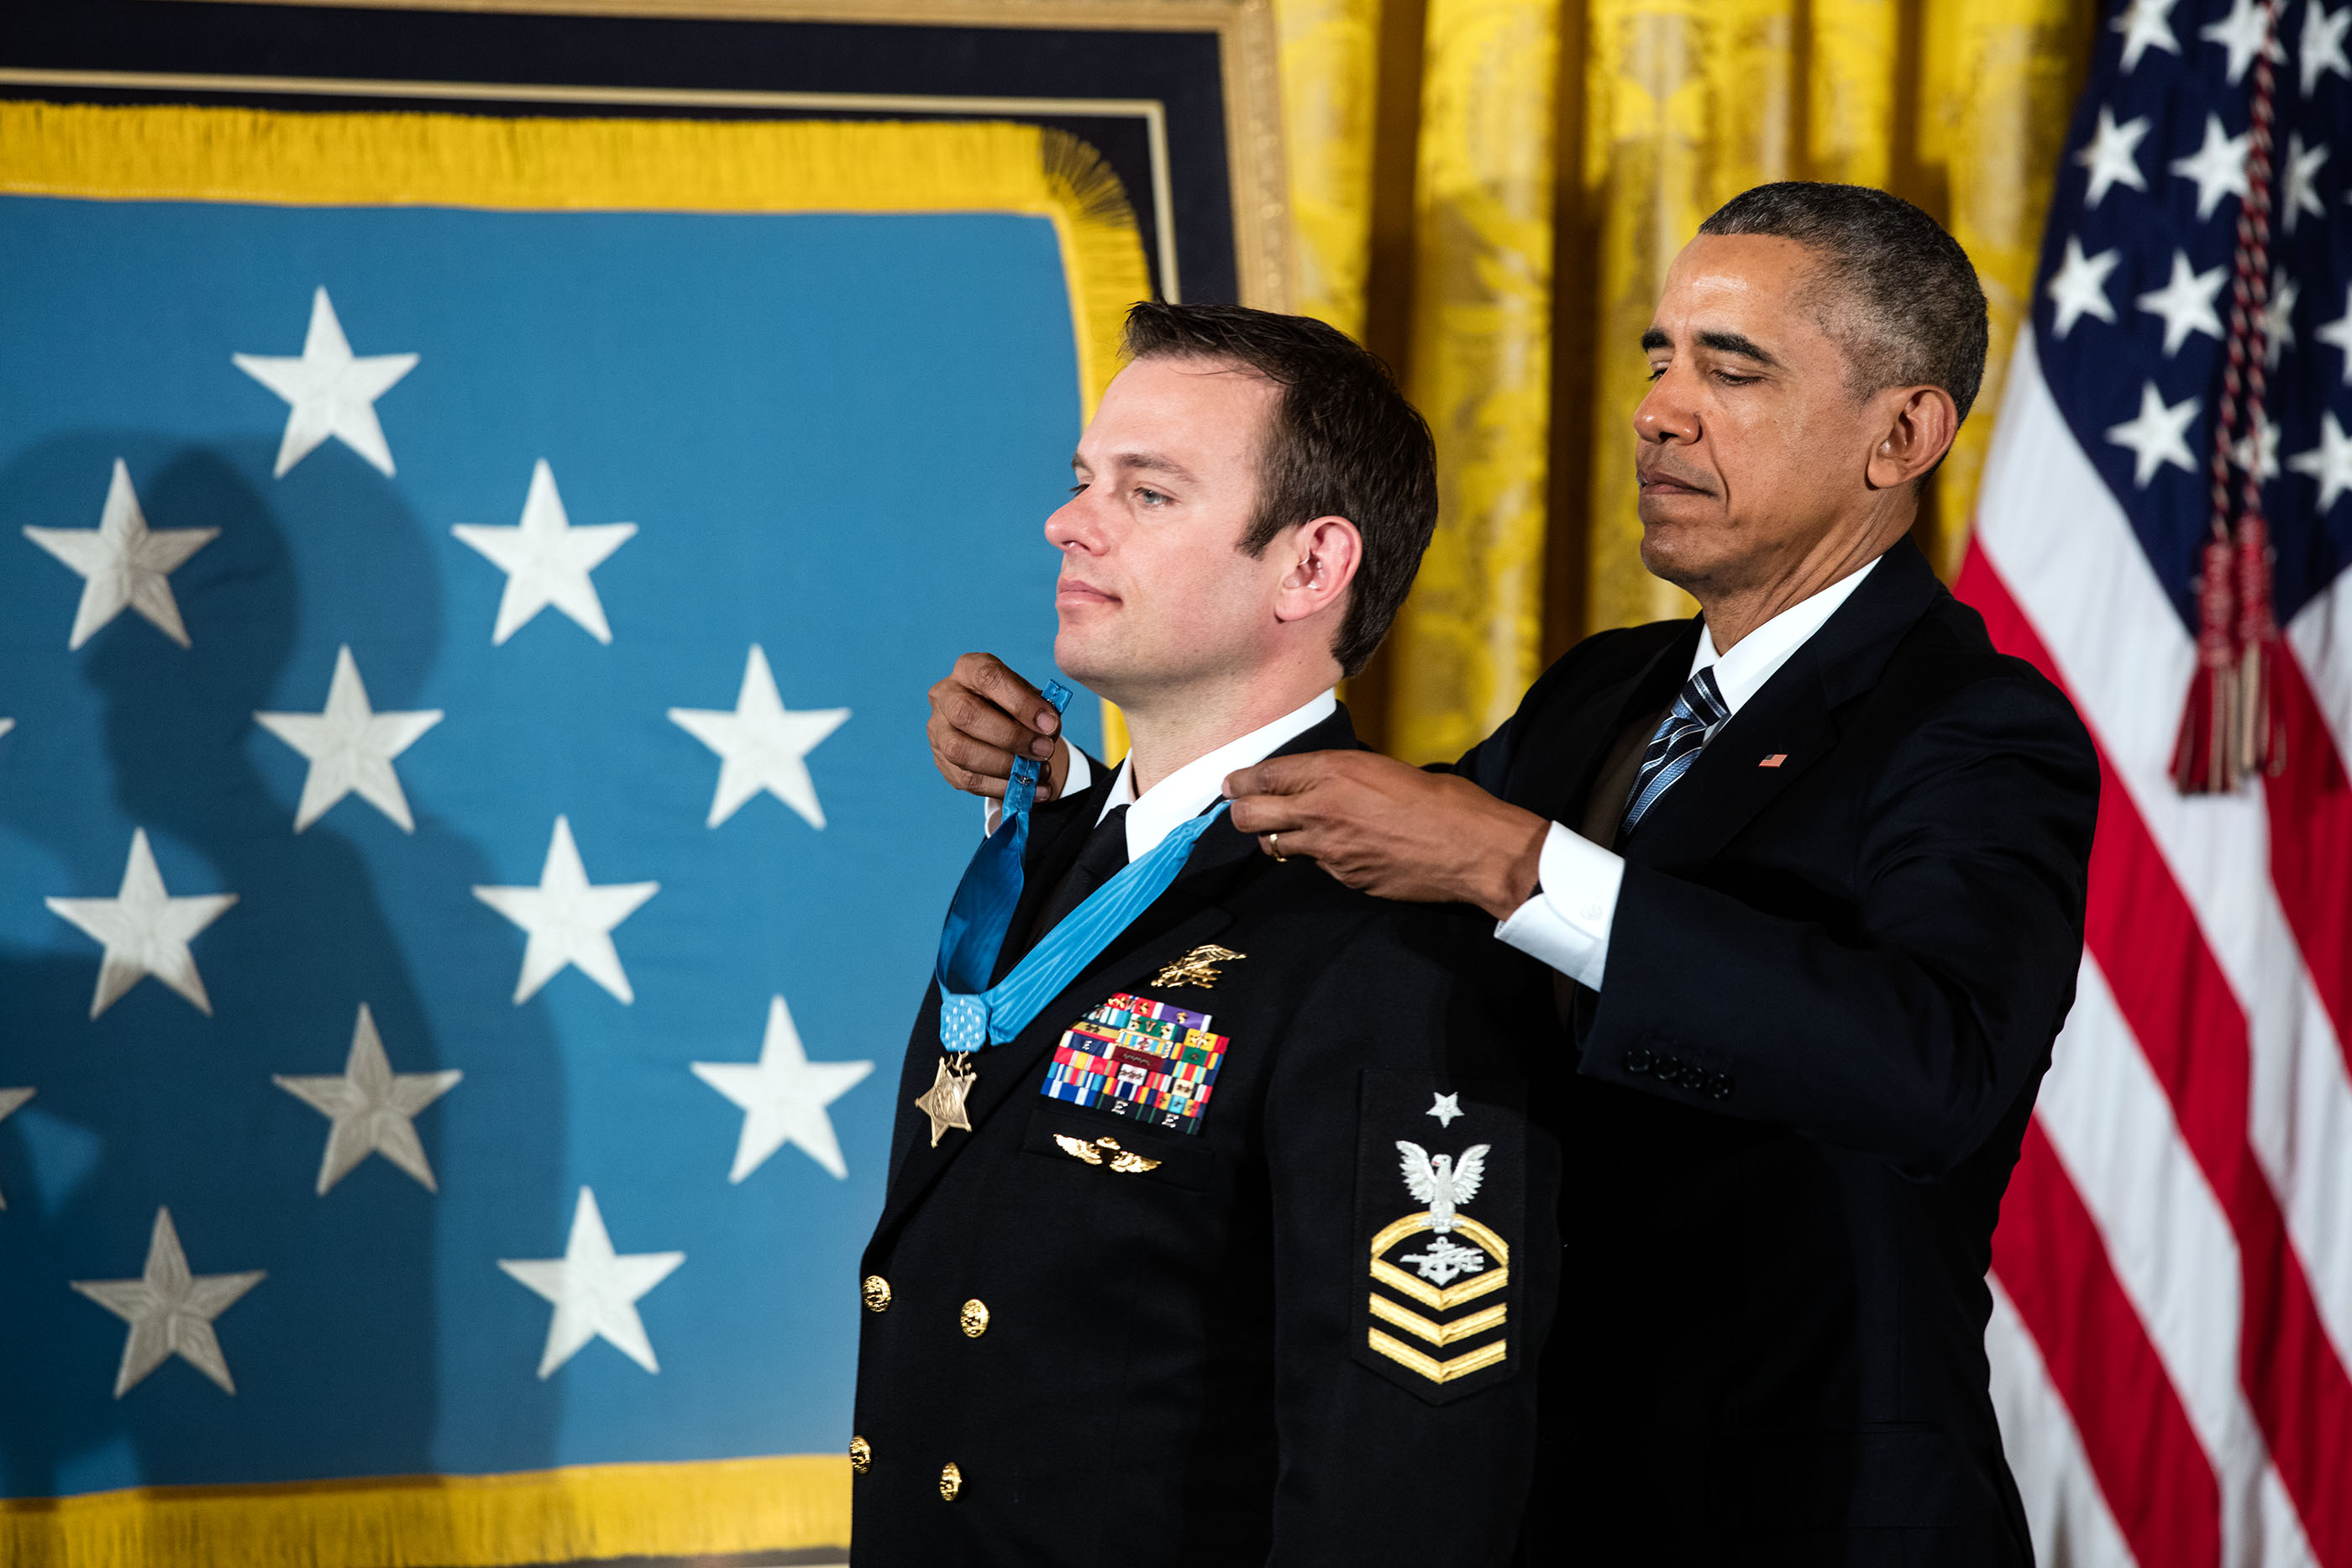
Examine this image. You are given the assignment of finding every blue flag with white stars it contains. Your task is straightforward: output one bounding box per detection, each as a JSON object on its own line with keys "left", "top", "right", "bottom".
{"left": 0, "top": 174, "right": 1090, "bottom": 1510}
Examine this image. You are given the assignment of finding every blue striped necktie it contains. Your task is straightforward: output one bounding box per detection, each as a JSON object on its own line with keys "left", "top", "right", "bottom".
{"left": 1620, "top": 665, "right": 1731, "bottom": 834}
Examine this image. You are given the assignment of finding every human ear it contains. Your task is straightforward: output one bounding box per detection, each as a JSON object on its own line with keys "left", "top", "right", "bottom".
{"left": 1865, "top": 385, "right": 1960, "bottom": 490}
{"left": 1272, "top": 515, "right": 1362, "bottom": 625}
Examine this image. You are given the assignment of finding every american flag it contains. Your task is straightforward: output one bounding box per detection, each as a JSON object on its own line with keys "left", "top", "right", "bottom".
{"left": 1959, "top": 1, "right": 2352, "bottom": 1563}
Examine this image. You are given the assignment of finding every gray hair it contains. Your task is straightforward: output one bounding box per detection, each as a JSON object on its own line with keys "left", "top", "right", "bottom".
{"left": 1698, "top": 181, "right": 1989, "bottom": 424}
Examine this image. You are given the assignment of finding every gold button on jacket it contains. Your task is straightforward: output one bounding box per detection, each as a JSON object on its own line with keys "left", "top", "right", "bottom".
{"left": 848, "top": 1435, "right": 871, "bottom": 1475}
{"left": 846, "top": 705, "right": 1567, "bottom": 1565}
{"left": 861, "top": 1275, "right": 891, "bottom": 1312}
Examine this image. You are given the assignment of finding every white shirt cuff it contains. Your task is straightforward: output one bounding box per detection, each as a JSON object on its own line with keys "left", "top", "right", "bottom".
{"left": 982, "top": 741, "right": 1093, "bottom": 836}
{"left": 1493, "top": 822, "right": 1625, "bottom": 991}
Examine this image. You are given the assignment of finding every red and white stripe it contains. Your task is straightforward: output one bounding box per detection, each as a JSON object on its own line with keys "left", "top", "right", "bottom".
{"left": 1963, "top": 329, "right": 2352, "bottom": 1567}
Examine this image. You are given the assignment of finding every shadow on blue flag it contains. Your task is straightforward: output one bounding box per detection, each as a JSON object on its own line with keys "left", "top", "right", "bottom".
{"left": 0, "top": 102, "right": 1142, "bottom": 1565}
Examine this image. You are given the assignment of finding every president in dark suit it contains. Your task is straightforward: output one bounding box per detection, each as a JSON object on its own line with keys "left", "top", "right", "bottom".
{"left": 931, "top": 185, "right": 2100, "bottom": 1565}
{"left": 854, "top": 305, "right": 1558, "bottom": 1565}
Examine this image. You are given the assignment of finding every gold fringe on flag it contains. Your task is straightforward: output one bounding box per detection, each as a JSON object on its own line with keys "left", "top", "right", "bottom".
{"left": 0, "top": 1454, "right": 848, "bottom": 1568}
{"left": 0, "top": 100, "right": 1149, "bottom": 418}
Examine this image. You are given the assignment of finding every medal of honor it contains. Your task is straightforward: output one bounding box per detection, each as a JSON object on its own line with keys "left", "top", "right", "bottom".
{"left": 913, "top": 1056, "right": 977, "bottom": 1146}
{"left": 923, "top": 679, "right": 1230, "bottom": 1144}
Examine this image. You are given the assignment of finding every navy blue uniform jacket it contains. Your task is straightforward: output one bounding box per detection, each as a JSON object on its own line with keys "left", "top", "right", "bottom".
{"left": 853, "top": 706, "right": 1561, "bottom": 1566}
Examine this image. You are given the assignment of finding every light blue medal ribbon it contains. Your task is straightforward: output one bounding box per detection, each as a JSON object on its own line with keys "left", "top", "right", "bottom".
{"left": 932, "top": 679, "right": 1074, "bottom": 999}
{"left": 933, "top": 687, "right": 1230, "bottom": 1056}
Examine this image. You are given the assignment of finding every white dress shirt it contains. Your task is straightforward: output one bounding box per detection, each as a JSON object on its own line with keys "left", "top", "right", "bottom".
{"left": 1494, "top": 556, "right": 1882, "bottom": 989}
{"left": 986, "top": 690, "right": 1339, "bottom": 863}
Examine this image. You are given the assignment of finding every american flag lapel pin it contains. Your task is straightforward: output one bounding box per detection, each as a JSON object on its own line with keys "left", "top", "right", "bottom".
{"left": 1759, "top": 753, "right": 1787, "bottom": 768}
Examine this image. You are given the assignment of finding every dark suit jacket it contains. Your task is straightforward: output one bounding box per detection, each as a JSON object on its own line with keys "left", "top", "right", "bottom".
{"left": 853, "top": 706, "right": 1561, "bottom": 1567}
{"left": 1458, "top": 541, "right": 2097, "bottom": 1566}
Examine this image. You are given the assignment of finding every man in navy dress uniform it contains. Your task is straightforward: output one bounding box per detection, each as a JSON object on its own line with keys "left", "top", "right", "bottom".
{"left": 932, "top": 186, "right": 2100, "bottom": 1565}
{"left": 852, "top": 304, "right": 1559, "bottom": 1565}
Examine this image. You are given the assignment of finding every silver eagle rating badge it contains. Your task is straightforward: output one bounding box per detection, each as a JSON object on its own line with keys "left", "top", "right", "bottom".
{"left": 1396, "top": 1141, "right": 1488, "bottom": 1236}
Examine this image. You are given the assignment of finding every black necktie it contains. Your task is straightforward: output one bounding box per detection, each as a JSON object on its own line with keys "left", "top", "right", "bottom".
{"left": 1032, "top": 804, "right": 1131, "bottom": 941}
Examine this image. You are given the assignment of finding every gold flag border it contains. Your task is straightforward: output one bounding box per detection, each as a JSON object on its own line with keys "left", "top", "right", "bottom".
{"left": 0, "top": 1455, "right": 844, "bottom": 1568}
{"left": 0, "top": 96, "right": 1157, "bottom": 1566}
{"left": 0, "top": 98, "right": 1149, "bottom": 414}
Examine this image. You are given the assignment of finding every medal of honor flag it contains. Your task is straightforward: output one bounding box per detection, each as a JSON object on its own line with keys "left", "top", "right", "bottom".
{"left": 0, "top": 135, "right": 1086, "bottom": 1549}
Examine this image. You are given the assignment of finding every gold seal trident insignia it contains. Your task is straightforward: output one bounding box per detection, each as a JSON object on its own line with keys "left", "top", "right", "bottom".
{"left": 1151, "top": 944, "right": 1245, "bottom": 989}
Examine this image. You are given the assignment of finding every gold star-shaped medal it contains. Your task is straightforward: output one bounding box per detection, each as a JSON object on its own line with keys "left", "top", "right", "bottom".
{"left": 914, "top": 1056, "right": 976, "bottom": 1146}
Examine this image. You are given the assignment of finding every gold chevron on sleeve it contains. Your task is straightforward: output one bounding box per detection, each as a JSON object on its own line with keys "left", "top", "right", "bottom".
{"left": 1366, "top": 1215, "right": 1511, "bottom": 1309}
{"left": 1364, "top": 1211, "right": 1511, "bottom": 1383}
{"left": 1368, "top": 1293, "right": 1509, "bottom": 1347}
{"left": 1367, "top": 1328, "right": 1509, "bottom": 1384}
{"left": 1370, "top": 1256, "right": 1510, "bottom": 1311}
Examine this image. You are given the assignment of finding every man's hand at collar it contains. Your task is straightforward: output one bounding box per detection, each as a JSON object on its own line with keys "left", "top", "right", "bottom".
{"left": 1222, "top": 751, "right": 1548, "bottom": 919}
{"left": 929, "top": 652, "right": 1070, "bottom": 802}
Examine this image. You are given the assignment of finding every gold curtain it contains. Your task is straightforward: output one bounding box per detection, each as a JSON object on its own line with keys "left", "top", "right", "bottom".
{"left": 1271, "top": 0, "right": 2093, "bottom": 763}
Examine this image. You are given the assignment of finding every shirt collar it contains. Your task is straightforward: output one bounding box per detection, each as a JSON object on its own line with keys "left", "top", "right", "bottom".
{"left": 1689, "top": 553, "right": 1882, "bottom": 717}
{"left": 1100, "top": 689, "right": 1339, "bottom": 862}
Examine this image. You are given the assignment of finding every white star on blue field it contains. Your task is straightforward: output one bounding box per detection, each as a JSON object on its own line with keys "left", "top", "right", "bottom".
{"left": 0, "top": 197, "right": 1093, "bottom": 1493}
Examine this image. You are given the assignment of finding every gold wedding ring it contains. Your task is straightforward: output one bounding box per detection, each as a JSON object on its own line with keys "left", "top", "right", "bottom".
{"left": 1269, "top": 831, "right": 1287, "bottom": 863}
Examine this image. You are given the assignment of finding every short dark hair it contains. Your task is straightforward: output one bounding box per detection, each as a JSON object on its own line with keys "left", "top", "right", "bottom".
{"left": 1118, "top": 301, "right": 1438, "bottom": 676}
{"left": 1698, "top": 181, "right": 1988, "bottom": 427}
